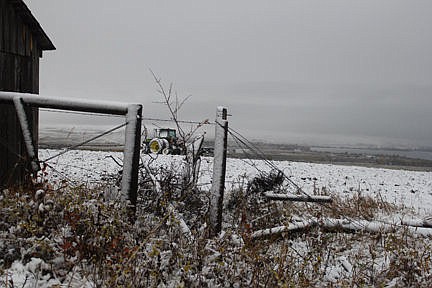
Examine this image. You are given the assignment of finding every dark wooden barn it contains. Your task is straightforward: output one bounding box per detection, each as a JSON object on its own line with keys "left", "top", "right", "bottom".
{"left": 0, "top": 0, "right": 55, "bottom": 187}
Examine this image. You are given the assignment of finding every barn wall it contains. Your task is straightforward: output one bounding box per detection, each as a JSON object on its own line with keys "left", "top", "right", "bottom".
{"left": 0, "top": 0, "right": 41, "bottom": 186}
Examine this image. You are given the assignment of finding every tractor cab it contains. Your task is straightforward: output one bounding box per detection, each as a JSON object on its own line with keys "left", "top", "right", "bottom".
{"left": 158, "top": 128, "right": 177, "bottom": 140}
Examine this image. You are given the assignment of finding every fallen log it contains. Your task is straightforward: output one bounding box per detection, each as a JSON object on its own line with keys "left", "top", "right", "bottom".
{"left": 264, "top": 191, "right": 332, "bottom": 203}
{"left": 401, "top": 218, "right": 432, "bottom": 228}
{"left": 251, "top": 220, "right": 315, "bottom": 238}
{"left": 251, "top": 217, "right": 432, "bottom": 239}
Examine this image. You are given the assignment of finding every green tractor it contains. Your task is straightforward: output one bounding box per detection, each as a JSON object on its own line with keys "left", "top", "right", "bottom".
{"left": 142, "top": 128, "right": 184, "bottom": 155}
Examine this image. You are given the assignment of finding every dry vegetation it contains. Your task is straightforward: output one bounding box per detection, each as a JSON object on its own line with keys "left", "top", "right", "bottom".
{"left": 1, "top": 166, "right": 432, "bottom": 287}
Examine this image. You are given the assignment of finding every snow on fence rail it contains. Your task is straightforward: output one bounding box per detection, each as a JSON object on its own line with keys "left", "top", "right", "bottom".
{"left": 0, "top": 91, "right": 142, "bottom": 210}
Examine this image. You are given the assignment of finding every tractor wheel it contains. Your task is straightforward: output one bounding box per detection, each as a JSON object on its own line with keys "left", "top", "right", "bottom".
{"left": 172, "top": 146, "right": 181, "bottom": 155}
{"left": 149, "top": 138, "right": 163, "bottom": 154}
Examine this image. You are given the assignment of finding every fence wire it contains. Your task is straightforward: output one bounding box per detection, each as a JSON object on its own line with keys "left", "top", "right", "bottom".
{"left": 226, "top": 125, "right": 370, "bottom": 231}
{"left": 3, "top": 107, "right": 375, "bottom": 232}
{"left": 42, "top": 122, "right": 128, "bottom": 163}
{"left": 40, "top": 108, "right": 215, "bottom": 126}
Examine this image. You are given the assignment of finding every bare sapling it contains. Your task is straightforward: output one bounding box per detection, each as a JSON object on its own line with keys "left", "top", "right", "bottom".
{"left": 150, "top": 69, "right": 209, "bottom": 147}
{"left": 149, "top": 70, "right": 208, "bottom": 186}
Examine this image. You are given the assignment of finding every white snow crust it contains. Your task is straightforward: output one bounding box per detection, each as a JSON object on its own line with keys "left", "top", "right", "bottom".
{"left": 4, "top": 149, "right": 429, "bottom": 287}
{"left": 38, "top": 149, "right": 432, "bottom": 219}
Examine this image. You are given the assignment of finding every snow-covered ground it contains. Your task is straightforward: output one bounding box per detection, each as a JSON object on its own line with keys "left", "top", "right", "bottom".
{"left": 38, "top": 149, "right": 432, "bottom": 219}
{"left": 3, "top": 149, "right": 431, "bottom": 287}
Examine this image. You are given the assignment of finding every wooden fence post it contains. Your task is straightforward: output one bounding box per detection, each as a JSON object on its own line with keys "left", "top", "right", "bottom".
{"left": 121, "top": 104, "right": 143, "bottom": 213}
{"left": 209, "top": 106, "right": 228, "bottom": 236}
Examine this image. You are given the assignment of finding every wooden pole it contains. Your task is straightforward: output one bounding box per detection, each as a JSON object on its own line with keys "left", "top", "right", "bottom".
{"left": 13, "top": 97, "right": 40, "bottom": 173}
{"left": 252, "top": 218, "right": 432, "bottom": 239}
{"left": 209, "top": 106, "right": 228, "bottom": 236}
{"left": 0, "top": 92, "right": 130, "bottom": 115}
{"left": 264, "top": 191, "right": 333, "bottom": 203}
{"left": 121, "top": 104, "right": 142, "bottom": 214}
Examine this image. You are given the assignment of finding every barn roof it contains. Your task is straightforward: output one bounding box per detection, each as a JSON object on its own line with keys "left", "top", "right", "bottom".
{"left": 7, "top": 0, "right": 55, "bottom": 51}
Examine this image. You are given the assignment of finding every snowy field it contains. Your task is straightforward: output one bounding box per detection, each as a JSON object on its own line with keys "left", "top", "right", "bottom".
{"left": 3, "top": 149, "right": 432, "bottom": 287}
{"left": 38, "top": 149, "right": 432, "bottom": 220}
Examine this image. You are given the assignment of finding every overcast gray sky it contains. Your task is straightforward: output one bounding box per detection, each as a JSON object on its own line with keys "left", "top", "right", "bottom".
{"left": 25, "top": 0, "right": 432, "bottom": 147}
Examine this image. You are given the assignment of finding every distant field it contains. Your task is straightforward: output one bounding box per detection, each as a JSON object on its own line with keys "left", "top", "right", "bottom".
{"left": 39, "top": 126, "right": 125, "bottom": 151}
{"left": 227, "top": 142, "right": 432, "bottom": 172}
{"left": 39, "top": 127, "right": 432, "bottom": 171}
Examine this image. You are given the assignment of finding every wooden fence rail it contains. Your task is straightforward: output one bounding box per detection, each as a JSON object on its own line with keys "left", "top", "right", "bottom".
{"left": 0, "top": 91, "right": 142, "bottom": 210}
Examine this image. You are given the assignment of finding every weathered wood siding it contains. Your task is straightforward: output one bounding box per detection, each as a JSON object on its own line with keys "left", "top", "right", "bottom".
{"left": 0, "top": 0, "right": 41, "bottom": 186}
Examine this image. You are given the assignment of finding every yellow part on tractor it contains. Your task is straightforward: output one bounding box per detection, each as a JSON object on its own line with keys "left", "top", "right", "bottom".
{"left": 149, "top": 139, "right": 161, "bottom": 153}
